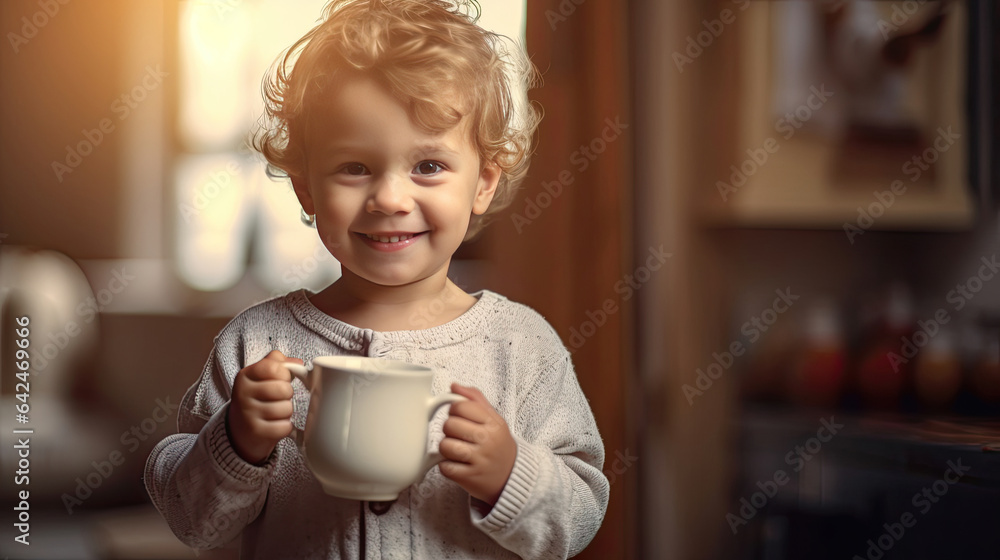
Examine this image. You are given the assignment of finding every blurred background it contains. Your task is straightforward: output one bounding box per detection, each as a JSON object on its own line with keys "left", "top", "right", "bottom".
{"left": 1, "top": 0, "right": 998, "bottom": 558}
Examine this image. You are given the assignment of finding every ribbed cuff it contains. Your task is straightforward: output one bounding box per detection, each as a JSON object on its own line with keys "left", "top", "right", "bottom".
{"left": 206, "top": 405, "right": 276, "bottom": 487}
{"left": 477, "top": 439, "right": 541, "bottom": 532}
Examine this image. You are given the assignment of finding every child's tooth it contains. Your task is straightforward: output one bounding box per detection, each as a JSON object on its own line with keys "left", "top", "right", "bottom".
{"left": 366, "top": 233, "right": 415, "bottom": 243}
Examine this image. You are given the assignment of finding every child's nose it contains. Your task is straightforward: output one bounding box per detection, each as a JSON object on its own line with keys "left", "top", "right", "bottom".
{"left": 366, "top": 174, "right": 414, "bottom": 215}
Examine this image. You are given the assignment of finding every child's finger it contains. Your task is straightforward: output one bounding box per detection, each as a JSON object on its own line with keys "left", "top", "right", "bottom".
{"left": 443, "top": 415, "right": 492, "bottom": 444}
{"left": 246, "top": 360, "right": 292, "bottom": 382}
{"left": 449, "top": 384, "right": 501, "bottom": 421}
{"left": 251, "top": 418, "right": 295, "bottom": 441}
{"left": 266, "top": 349, "right": 299, "bottom": 364}
{"left": 439, "top": 437, "right": 475, "bottom": 464}
{"left": 438, "top": 459, "right": 475, "bottom": 481}
{"left": 446, "top": 399, "right": 492, "bottom": 424}
{"left": 254, "top": 399, "right": 294, "bottom": 421}
{"left": 251, "top": 379, "right": 295, "bottom": 401}
{"left": 450, "top": 383, "right": 490, "bottom": 406}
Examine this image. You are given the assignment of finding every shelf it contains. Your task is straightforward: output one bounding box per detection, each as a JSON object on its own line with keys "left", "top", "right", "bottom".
{"left": 741, "top": 406, "right": 1000, "bottom": 488}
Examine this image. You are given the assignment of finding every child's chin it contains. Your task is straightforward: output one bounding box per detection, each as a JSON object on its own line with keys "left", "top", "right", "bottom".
{"left": 358, "top": 271, "right": 430, "bottom": 287}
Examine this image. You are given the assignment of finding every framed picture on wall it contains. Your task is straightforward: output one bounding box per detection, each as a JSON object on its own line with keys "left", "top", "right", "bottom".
{"left": 707, "top": 0, "right": 975, "bottom": 231}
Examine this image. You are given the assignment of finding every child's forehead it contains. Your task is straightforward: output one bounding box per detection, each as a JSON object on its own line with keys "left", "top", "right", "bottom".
{"left": 303, "top": 74, "right": 475, "bottom": 141}
{"left": 308, "top": 68, "right": 469, "bottom": 113}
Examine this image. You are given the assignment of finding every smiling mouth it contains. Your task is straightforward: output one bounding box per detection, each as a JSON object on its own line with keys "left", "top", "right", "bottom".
{"left": 360, "top": 232, "right": 422, "bottom": 243}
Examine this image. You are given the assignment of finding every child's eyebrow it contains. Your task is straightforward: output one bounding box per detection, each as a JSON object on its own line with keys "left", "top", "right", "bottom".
{"left": 411, "top": 143, "right": 460, "bottom": 159}
{"left": 309, "top": 142, "right": 463, "bottom": 162}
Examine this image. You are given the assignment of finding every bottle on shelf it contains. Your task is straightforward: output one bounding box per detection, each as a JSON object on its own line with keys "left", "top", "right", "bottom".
{"left": 855, "top": 282, "right": 914, "bottom": 410}
{"left": 969, "top": 324, "right": 1000, "bottom": 404}
{"left": 788, "top": 299, "right": 847, "bottom": 409}
{"left": 913, "top": 327, "right": 962, "bottom": 412}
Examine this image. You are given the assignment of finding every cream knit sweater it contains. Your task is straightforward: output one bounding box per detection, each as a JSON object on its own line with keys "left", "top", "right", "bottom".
{"left": 144, "top": 289, "right": 609, "bottom": 559}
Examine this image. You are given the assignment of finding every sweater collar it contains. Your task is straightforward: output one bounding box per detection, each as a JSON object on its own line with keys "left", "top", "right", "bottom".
{"left": 285, "top": 288, "right": 500, "bottom": 350}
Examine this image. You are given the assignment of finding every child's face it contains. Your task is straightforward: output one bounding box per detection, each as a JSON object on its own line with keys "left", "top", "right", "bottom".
{"left": 292, "top": 75, "right": 499, "bottom": 289}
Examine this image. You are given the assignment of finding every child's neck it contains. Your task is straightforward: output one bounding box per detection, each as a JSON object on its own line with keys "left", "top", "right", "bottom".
{"left": 308, "top": 272, "right": 478, "bottom": 332}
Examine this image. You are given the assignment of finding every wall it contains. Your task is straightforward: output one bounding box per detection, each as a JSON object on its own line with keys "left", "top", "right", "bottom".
{"left": 0, "top": 0, "right": 168, "bottom": 259}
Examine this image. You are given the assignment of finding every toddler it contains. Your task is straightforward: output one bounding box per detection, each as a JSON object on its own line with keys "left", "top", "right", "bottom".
{"left": 145, "top": 1, "right": 609, "bottom": 558}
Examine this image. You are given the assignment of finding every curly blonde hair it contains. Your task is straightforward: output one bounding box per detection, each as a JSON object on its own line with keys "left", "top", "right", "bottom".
{"left": 252, "top": 0, "right": 541, "bottom": 239}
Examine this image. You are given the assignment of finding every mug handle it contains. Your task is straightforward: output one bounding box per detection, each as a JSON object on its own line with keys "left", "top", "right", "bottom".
{"left": 427, "top": 392, "right": 467, "bottom": 420}
{"left": 419, "top": 393, "right": 468, "bottom": 479}
{"left": 284, "top": 362, "right": 312, "bottom": 447}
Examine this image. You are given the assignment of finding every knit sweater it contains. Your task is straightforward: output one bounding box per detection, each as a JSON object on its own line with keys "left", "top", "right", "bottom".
{"left": 144, "top": 289, "right": 609, "bottom": 559}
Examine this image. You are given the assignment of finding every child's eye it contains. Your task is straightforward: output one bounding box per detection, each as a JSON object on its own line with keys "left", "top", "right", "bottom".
{"left": 339, "top": 163, "right": 368, "bottom": 176}
{"left": 414, "top": 161, "right": 444, "bottom": 176}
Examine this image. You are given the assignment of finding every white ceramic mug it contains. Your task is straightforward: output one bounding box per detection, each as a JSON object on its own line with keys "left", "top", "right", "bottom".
{"left": 285, "top": 356, "right": 465, "bottom": 501}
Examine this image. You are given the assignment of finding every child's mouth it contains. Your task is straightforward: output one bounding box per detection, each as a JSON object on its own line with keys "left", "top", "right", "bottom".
{"left": 356, "top": 231, "right": 425, "bottom": 251}
{"left": 363, "top": 233, "right": 415, "bottom": 243}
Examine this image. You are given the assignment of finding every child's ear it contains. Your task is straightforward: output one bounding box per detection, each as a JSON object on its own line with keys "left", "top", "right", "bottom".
{"left": 290, "top": 175, "right": 316, "bottom": 215}
{"left": 472, "top": 162, "right": 501, "bottom": 216}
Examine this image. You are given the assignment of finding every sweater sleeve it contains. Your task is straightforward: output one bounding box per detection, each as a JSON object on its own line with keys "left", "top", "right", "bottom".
{"left": 471, "top": 353, "right": 610, "bottom": 559}
{"left": 143, "top": 343, "right": 278, "bottom": 549}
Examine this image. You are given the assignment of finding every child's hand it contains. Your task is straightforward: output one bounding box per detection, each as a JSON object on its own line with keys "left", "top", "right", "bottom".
{"left": 227, "top": 350, "right": 301, "bottom": 465}
{"left": 439, "top": 383, "right": 517, "bottom": 506}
